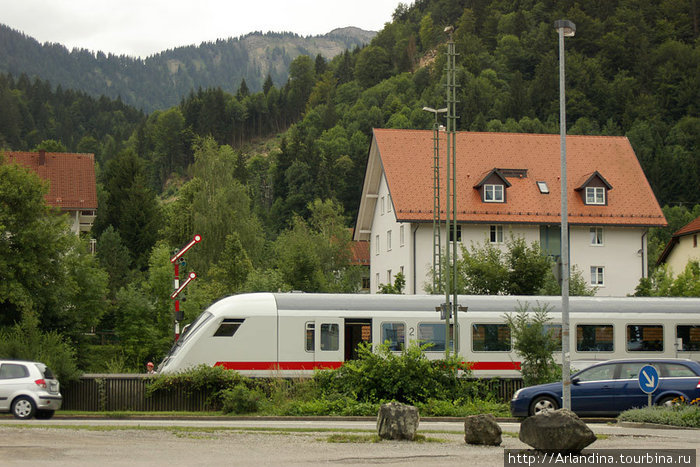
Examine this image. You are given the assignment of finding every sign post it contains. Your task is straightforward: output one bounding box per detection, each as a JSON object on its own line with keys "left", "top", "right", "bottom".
{"left": 638, "top": 364, "right": 660, "bottom": 408}
{"left": 170, "top": 235, "right": 201, "bottom": 340}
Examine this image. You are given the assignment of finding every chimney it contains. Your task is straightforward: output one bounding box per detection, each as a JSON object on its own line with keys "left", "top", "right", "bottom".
{"left": 38, "top": 150, "right": 46, "bottom": 166}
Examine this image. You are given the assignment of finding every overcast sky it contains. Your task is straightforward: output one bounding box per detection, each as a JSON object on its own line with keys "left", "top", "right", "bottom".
{"left": 0, "top": 0, "right": 404, "bottom": 58}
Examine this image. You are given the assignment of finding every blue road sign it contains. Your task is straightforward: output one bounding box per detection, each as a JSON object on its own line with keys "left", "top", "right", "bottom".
{"left": 638, "top": 365, "right": 660, "bottom": 394}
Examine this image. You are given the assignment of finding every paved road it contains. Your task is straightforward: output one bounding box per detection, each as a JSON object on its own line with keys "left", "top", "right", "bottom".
{"left": 1, "top": 417, "right": 698, "bottom": 466}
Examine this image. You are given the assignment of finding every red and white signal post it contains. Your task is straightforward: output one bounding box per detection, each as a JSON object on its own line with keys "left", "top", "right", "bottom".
{"left": 170, "top": 234, "right": 201, "bottom": 340}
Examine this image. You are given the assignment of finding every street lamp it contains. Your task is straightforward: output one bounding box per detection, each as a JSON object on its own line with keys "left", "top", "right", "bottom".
{"left": 555, "top": 19, "right": 575, "bottom": 411}
{"left": 422, "top": 106, "right": 447, "bottom": 292}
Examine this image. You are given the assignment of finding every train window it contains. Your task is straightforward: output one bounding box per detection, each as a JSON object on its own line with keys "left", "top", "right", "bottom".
{"left": 626, "top": 325, "right": 663, "bottom": 352}
{"left": 544, "top": 324, "right": 562, "bottom": 347}
{"left": 381, "top": 322, "right": 405, "bottom": 351}
{"left": 213, "top": 319, "right": 244, "bottom": 337}
{"left": 576, "top": 324, "right": 613, "bottom": 352}
{"left": 418, "top": 323, "right": 455, "bottom": 352}
{"left": 472, "top": 324, "right": 511, "bottom": 352}
{"left": 320, "top": 323, "right": 339, "bottom": 351}
{"left": 676, "top": 325, "right": 700, "bottom": 351}
{"left": 306, "top": 322, "right": 315, "bottom": 352}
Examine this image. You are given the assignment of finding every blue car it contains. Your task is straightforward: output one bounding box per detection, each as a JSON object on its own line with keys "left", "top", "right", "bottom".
{"left": 510, "top": 358, "right": 700, "bottom": 417}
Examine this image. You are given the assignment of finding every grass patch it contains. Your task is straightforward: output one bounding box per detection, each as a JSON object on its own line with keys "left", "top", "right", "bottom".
{"left": 326, "top": 434, "right": 382, "bottom": 443}
{"left": 325, "top": 433, "right": 447, "bottom": 443}
{"left": 618, "top": 405, "right": 700, "bottom": 428}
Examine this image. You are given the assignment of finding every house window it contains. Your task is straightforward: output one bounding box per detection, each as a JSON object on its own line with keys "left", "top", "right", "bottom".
{"left": 387, "top": 269, "right": 392, "bottom": 284}
{"left": 694, "top": 235, "right": 697, "bottom": 248}
{"left": 387, "top": 194, "right": 392, "bottom": 213}
{"left": 590, "top": 266, "right": 604, "bottom": 286}
{"left": 375, "top": 273, "right": 380, "bottom": 291}
{"left": 361, "top": 277, "right": 370, "bottom": 290}
{"left": 484, "top": 184, "right": 504, "bottom": 202}
{"left": 380, "top": 196, "right": 385, "bottom": 215}
{"left": 585, "top": 187, "right": 605, "bottom": 205}
{"left": 489, "top": 225, "right": 504, "bottom": 244}
{"left": 375, "top": 235, "right": 380, "bottom": 255}
{"left": 449, "top": 225, "right": 462, "bottom": 242}
{"left": 387, "top": 230, "right": 392, "bottom": 251}
{"left": 536, "top": 181, "right": 549, "bottom": 194}
{"left": 590, "top": 227, "right": 604, "bottom": 246}
{"left": 400, "top": 225, "right": 405, "bottom": 247}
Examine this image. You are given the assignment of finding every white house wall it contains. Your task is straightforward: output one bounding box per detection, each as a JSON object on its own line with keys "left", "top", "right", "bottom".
{"left": 665, "top": 235, "right": 699, "bottom": 278}
{"left": 371, "top": 191, "right": 648, "bottom": 296}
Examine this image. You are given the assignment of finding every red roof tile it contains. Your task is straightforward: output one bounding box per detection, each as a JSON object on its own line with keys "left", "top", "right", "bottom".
{"left": 673, "top": 216, "right": 700, "bottom": 237}
{"left": 374, "top": 129, "right": 665, "bottom": 227}
{"left": 350, "top": 241, "right": 370, "bottom": 266}
{"left": 2, "top": 151, "right": 97, "bottom": 210}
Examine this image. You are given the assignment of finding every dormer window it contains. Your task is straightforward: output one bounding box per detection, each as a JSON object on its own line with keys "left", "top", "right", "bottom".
{"left": 485, "top": 184, "right": 504, "bottom": 202}
{"left": 575, "top": 171, "right": 612, "bottom": 206}
{"left": 586, "top": 187, "right": 605, "bottom": 205}
{"left": 475, "top": 169, "right": 511, "bottom": 204}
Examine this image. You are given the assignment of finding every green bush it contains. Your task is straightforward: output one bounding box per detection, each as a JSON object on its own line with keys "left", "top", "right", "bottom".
{"left": 0, "top": 311, "right": 79, "bottom": 382}
{"left": 221, "top": 384, "right": 264, "bottom": 414}
{"left": 146, "top": 364, "right": 248, "bottom": 409}
{"left": 313, "top": 342, "right": 472, "bottom": 404}
{"left": 619, "top": 405, "right": 700, "bottom": 428}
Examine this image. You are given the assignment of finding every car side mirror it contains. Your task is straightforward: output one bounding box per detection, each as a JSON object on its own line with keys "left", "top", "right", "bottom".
{"left": 571, "top": 377, "right": 580, "bottom": 385}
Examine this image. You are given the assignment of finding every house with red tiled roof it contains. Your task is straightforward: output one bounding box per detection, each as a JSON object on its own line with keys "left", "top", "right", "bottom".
{"left": 354, "top": 129, "right": 666, "bottom": 296}
{"left": 657, "top": 216, "right": 700, "bottom": 276}
{"left": 350, "top": 239, "right": 371, "bottom": 292}
{"left": 2, "top": 150, "right": 97, "bottom": 235}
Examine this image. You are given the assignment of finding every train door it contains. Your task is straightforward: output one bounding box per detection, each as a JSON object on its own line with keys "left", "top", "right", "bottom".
{"left": 313, "top": 318, "right": 344, "bottom": 366}
{"left": 345, "top": 319, "right": 372, "bottom": 360}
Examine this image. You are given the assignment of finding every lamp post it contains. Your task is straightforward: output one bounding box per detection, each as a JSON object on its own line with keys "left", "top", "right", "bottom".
{"left": 555, "top": 19, "right": 575, "bottom": 411}
{"left": 422, "top": 106, "right": 447, "bottom": 293}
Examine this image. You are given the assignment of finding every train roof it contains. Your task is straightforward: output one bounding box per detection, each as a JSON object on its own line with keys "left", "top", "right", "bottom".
{"left": 269, "top": 293, "right": 700, "bottom": 314}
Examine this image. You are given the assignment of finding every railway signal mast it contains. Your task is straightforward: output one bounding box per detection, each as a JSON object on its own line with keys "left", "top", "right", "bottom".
{"left": 170, "top": 234, "right": 201, "bottom": 340}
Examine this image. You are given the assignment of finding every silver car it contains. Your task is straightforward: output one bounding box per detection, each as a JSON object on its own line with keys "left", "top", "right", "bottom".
{"left": 0, "top": 360, "right": 63, "bottom": 419}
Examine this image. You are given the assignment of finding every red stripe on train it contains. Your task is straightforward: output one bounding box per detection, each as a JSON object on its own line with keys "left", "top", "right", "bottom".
{"left": 215, "top": 361, "right": 344, "bottom": 371}
{"left": 215, "top": 361, "right": 520, "bottom": 371}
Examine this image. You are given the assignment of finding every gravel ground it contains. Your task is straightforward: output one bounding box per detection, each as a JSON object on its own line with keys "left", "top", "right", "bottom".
{"left": 1, "top": 423, "right": 699, "bottom": 466}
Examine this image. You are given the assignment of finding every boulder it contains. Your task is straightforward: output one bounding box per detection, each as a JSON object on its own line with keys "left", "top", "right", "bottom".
{"left": 519, "top": 408, "right": 596, "bottom": 453}
{"left": 376, "top": 402, "right": 420, "bottom": 440}
{"left": 464, "top": 413, "right": 502, "bottom": 446}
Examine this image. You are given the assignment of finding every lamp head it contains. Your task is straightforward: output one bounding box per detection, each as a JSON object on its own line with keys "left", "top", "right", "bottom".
{"left": 554, "top": 19, "right": 576, "bottom": 37}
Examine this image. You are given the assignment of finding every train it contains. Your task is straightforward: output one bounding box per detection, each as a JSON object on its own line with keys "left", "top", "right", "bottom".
{"left": 157, "top": 293, "right": 700, "bottom": 378}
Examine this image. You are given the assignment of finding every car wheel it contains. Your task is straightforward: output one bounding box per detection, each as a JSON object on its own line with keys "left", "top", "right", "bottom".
{"left": 656, "top": 396, "right": 680, "bottom": 408}
{"left": 35, "top": 410, "right": 55, "bottom": 420}
{"left": 529, "top": 395, "right": 559, "bottom": 416}
{"left": 11, "top": 396, "right": 36, "bottom": 420}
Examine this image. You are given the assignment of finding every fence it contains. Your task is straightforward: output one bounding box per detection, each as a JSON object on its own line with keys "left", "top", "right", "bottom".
{"left": 62, "top": 375, "right": 524, "bottom": 412}
{"left": 62, "top": 374, "right": 212, "bottom": 411}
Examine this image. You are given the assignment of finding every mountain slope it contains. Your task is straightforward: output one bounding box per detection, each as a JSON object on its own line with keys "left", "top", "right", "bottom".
{"left": 0, "top": 25, "right": 375, "bottom": 112}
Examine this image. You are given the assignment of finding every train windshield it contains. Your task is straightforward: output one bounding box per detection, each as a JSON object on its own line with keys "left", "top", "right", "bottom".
{"left": 167, "top": 311, "right": 214, "bottom": 357}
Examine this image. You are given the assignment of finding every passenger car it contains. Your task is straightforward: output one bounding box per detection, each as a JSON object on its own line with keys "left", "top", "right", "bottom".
{"left": 0, "top": 360, "right": 63, "bottom": 419}
{"left": 510, "top": 358, "right": 700, "bottom": 417}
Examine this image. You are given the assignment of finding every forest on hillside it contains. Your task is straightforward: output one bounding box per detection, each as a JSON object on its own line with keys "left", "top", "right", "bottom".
{"left": 0, "top": 25, "right": 374, "bottom": 112}
{"left": 0, "top": 0, "right": 699, "bottom": 373}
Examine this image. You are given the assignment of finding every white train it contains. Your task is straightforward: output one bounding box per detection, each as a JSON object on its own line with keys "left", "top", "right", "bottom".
{"left": 157, "top": 293, "right": 700, "bottom": 378}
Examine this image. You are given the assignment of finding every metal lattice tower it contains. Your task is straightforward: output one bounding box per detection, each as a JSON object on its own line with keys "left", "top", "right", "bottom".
{"left": 444, "top": 27, "right": 459, "bottom": 355}
{"left": 432, "top": 123, "right": 442, "bottom": 290}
